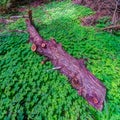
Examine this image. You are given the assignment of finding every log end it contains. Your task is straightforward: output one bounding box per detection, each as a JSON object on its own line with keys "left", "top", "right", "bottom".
{"left": 86, "top": 89, "right": 106, "bottom": 111}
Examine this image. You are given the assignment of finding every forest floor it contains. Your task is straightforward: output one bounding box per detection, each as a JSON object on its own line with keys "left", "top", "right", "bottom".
{"left": 73, "top": 0, "right": 120, "bottom": 26}
{"left": 0, "top": 0, "right": 120, "bottom": 120}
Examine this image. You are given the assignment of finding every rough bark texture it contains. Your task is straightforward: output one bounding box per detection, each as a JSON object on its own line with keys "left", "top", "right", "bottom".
{"left": 26, "top": 12, "right": 106, "bottom": 111}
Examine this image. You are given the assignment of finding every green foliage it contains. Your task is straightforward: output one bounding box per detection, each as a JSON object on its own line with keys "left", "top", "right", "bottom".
{"left": 0, "top": 1, "right": 120, "bottom": 120}
{"left": 0, "top": 0, "right": 9, "bottom": 6}
{"left": 96, "top": 16, "right": 111, "bottom": 28}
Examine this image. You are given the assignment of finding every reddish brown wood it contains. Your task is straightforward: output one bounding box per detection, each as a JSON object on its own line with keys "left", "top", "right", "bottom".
{"left": 26, "top": 13, "right": 106, "bottom": 111}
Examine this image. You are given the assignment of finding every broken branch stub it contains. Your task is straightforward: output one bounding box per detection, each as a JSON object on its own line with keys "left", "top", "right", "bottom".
{"left": 26, "top": 13, "right": 106, "bottom": 111}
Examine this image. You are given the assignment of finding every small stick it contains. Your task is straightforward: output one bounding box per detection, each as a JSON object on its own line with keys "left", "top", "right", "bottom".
{"left": 112, "top": 0, "right": 119, "bottom": 25}
{"left": 10, "top": 15, "right": 28, "bottom": 19}
{"left": 102, "top": 24, "right": 120, "bottom": 31}
{"left": 46, "top": 66, "right": 61, "bottom": 72}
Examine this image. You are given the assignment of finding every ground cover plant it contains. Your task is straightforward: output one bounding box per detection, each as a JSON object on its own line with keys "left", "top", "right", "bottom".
{"left": 0, "top": 1, "right": 120, "bottom": 120}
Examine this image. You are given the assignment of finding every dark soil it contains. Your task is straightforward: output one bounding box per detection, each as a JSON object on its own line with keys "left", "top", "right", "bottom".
{"left": 0, "top": 0, "right": 49, "bottom": 14}
{"left": 73, "top": 0, "right": 120, "bottom": 26}
{"left": 17, "top": 0, "right": 45, "bottom": 12}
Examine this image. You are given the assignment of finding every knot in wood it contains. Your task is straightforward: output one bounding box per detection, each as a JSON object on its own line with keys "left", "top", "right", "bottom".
{"left": 93, "top": 97, "right": 98, "bottom": 104}
{"left": 71, "top": 78, "right": 80, "bottom": 89}
{"left": 31, "top": 43, "right": 36, "bottom": 51}
{"left": 41, "top": 42, "right": 46, "bottom": 48}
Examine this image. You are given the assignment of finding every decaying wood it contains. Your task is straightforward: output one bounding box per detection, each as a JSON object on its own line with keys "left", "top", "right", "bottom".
{"left": 26, "top": 11, "right": 106, "bottom": 111}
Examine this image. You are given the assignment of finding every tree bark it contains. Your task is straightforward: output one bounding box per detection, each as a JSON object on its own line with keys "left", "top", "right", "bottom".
{"left": 26, "top": 12, "right": 106, "bottom": 111}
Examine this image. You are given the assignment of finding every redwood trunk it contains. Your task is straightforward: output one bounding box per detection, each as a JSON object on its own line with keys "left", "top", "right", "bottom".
{"left": 26, "top": 13, "right": 106, "bottom": 111}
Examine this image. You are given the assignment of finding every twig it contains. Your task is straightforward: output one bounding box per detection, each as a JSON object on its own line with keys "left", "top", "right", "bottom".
{"left": 0, "top": 15, "right": 28, "bottom": 24}
{"left": 46, "top": 66, "right": 61, "bottom": 72}
{"left": 0, "top": 18, "right": 14, "bottom": 24}
{"left": 102, "top": 24, "right": 120, "bottom": 31}
{"left": 112, "top": 0, "right": 119, "bottom": 25}
{"left": 10, "top": 30, "right": 27, "bottom": 33}
{"left": 10, "top": 15, "right": 28, "bottom": 19}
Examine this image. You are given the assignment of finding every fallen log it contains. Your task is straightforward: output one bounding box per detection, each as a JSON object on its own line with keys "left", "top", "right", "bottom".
{"left": 26, "top": 11, "right": 106, "bottom": 111}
